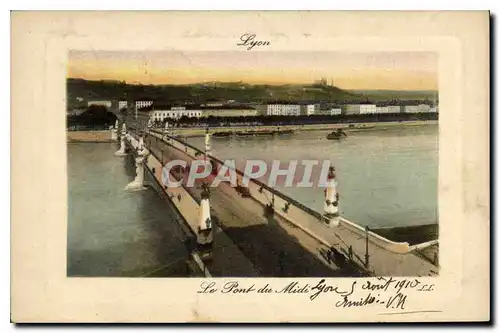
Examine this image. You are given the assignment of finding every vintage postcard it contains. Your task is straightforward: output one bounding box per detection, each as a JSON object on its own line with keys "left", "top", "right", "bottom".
{"left": 11, "top": 11, "right": 489, "bottom": 322}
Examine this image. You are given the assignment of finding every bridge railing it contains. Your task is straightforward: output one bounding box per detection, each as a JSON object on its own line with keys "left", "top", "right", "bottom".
{"left": 143, "top": 130, "right": 375, "bottom": 273}
{"left": 151, "top": 130, "right": 324, "bottom": 220}
{"left": 141, "top": 128, "right": 424, "bottom": 256}
{"left": 125, "top": 129, "right": 201, "bottom": 237}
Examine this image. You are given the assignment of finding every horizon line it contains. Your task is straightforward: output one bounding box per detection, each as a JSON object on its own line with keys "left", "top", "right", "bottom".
{"left": 66, "top": 77, "right": 438, "bottom": 92}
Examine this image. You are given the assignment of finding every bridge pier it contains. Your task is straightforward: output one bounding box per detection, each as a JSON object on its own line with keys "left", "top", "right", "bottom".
{"left": 125, "top": 137, "right": 149, "bottom": 191}
{"left": 114, "top": 124, "right": 128, "bottom": 157}
{"left": 323, "top": 166, "right": 340, "bottom": 227}
{"left": 111, "top": 120, "right": 118, "bottom": 141}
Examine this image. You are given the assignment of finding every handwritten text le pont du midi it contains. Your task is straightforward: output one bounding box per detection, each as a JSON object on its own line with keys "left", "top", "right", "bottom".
{"left": 197, "top": 278, "right": 435, "bottom": 310}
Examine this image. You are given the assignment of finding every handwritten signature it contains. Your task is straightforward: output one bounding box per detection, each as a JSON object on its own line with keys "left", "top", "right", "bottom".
{"left": 197, "top": 277, "right": 435, "bottom": 311}
{"left": 336, "top": 292, "right": 408, "bottom": 309}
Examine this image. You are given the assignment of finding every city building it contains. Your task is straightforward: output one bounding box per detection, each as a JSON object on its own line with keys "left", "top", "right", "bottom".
{"left": 149, "top": 107, "right": 203, "bottom": 121}
{"left": 404, "top": 105, "right": 418, "bottom": 113}
{"left": 359, "top": 104, "right": 377, "bottom": 114}
{"left": 418, "top": 104, "right": 432, "bottom": 112}
{"left": 201, "top": 99, "right": 228, "bottom": 107}
{"left": 135, "top": 100, "right": 153, "bottom": 110}
{"left": 329, "top": 108, "right": 342, "bottom": 116}
{"left": 67, "top": 108, "right": 86, "bottom": 116}
{"left": 375, "top": 106, "right": 390, "bottom": 114}
{"left": 201, "top": 107, "right": 258, "bottom": 118}
{"left": 118, "top": 101, "right": 128, "bottom": 111}
{"left": 87, "top": 100, "right": 112, "bottom": 108}
{"left": 386, "top": 105, "right": 401, "bottom": 113}
{"left": 300, "top": 104, "right": 320, "bottom": 116}
{"left": 135, "top": 100, "right": 154, "bottom": 118}
{"left": 149, "top": 105, "right": 259, "bottom": 121}
{"left": 404, "top": 104, "right": 431, "bottom": 113}
{"left": 258, "top": 103, "right": 301, "bottom": 116}
{"left": 345, "top": 104, "right": 377, "bottom": 115}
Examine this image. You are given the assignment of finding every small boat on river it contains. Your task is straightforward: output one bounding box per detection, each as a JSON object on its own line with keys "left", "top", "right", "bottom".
{"left": 276, "top": 129, "right": 294, "bottom": 135}
{"left": 235, "top": 130, "right": 275, "bottom": 137}
{"left": 212, "top": 131, "right": 232, "bottom": 137}
{"left": 327, "top": 129, "right": 348, "bottom": 140}
{"left": 213, "top": 128, "right": 295, "bottom": 138}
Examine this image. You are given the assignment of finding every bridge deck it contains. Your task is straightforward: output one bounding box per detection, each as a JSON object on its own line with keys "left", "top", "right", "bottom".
{"left": 139, "top": 130, "right": 438, "bottom": 277}
{"left": 127, "top": 135, "right": 259, "bottom": 277}
{"left": 144, "top": 135, "right": 360, "bottom": 277}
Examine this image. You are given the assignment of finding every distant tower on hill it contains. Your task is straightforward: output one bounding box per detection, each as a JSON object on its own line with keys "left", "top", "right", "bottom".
{"left": 315, "top": 77, "right": 328, "bottom": 86}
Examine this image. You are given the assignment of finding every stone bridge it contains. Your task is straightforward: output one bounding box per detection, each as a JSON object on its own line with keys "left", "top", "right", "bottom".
{"left": 110, "top": 123, "right": 439, "bottom": 278}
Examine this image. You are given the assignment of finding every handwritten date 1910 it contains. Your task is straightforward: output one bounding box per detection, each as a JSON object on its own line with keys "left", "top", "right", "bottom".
{"left": 361, "top": 277, "right": 431, "bottom": 293}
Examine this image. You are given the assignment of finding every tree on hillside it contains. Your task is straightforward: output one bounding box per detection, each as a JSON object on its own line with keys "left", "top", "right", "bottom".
{"left": 67, "top": 105, "right": 117, "bottom": 128}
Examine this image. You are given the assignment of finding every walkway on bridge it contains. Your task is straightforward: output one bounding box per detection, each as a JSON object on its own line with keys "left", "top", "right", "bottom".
{"left": 143, "top": 130, "right": 438, "bottom": 277}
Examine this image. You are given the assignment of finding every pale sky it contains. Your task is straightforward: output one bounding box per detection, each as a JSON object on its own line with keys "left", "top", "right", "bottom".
{"left": 68, "top": 50, "right": 438, "bottom": 91}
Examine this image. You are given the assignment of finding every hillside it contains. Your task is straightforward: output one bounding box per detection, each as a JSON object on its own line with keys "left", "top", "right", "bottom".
{"left": 67, "top": 78, "right": 364, "bottom": 108}
{"left": 348, "top": 89, "right": 438, "bottom": 101}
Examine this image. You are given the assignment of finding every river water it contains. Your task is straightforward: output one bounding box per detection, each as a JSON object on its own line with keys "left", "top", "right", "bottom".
{"left": 67, "top": 124, "right": 437, "bottom": 276}
{"left": 188, "top": 124, "right": 438, "bottom": 229}
{"left": 67, "top": 141, "right": 260, "bottom": 277}
{"left": 67, "top": 142, "right": 192, "bottom": 277}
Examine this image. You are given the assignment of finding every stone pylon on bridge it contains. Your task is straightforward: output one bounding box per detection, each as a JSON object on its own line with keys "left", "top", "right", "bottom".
{"left": 138, "top": 134, "right": 144, "bottom": 150}
{"left": 323, "top": 166, "right": 340, "bottom": 227}
{"left": 204, "top": 128, "right": 218, "bottom": 175}
{"left": 204, "top": 128, "right": 211, "bottom": 158}
{"left": 111, "top": 120, "right": 118, "bottom": 141}
{"left": 197, "top": 183, "right": 213, "bottom": 260}
{"left": 125, "top": 137, "right": 149, "bottom": 192}
{"left": 114, "top": 123, "right": 128, "bottom": 157}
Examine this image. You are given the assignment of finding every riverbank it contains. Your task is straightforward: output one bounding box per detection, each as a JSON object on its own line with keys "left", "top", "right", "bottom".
{"left": 371, "top": 224, "right": 439, "bottom": 267}
{"left": 372, "top": 223, "right": 438, "bottom": 245}
{"left": 372, "top": 223, "right": 439, "bottom": 266}
{"left": 67, "top": 130, "right": 114, "bottom": 143}
{"left": 164, "top": 120, "right": 438, "bottom": 138}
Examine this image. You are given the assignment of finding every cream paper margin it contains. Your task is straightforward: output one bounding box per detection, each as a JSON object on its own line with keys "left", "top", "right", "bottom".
{"left": 10, "top": 11, "right": 489, "bottom": 322}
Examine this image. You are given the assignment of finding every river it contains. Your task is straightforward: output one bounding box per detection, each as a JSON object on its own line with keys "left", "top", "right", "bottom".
{"left": 67, "top": 141, "right": 260, "bottom": 277}
{"left": 67, "top": 124, "right": 437, "bottom": 276}
{"left": 67, "top": 142, "right": 192, "bottom": 277}
{"left": 188, "top": 124, "right": 438, "bottom": 229}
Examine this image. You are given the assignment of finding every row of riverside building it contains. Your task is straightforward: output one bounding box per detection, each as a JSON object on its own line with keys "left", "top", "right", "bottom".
{"left": 86, "top": 100, "right": 438, "bottom": 122}
{"left": 257, "top": 103, "right": 438, "bottom": 116}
